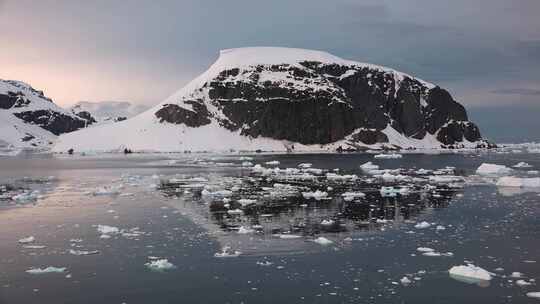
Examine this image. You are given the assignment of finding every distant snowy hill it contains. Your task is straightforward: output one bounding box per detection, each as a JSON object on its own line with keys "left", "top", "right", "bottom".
{"left": 69, "top": 101, "right": 149, "bottom": 126}
{"left": 0, "top": 79, "right": 86, "bottom": 150}
{"left": 55, "top": 47, "right": 490, "bottom": 153}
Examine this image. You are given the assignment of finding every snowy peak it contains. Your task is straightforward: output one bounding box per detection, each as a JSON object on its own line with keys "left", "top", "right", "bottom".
{"left": 0, "top": 79, "right": 86, "bottom": 149}
{"left": 70, "top": 101, "right": 149, "bottom": 125}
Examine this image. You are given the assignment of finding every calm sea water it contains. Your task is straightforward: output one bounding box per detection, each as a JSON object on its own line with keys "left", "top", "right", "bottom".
{"left": 0, "top": 152, "right": 539, "bottom": 304}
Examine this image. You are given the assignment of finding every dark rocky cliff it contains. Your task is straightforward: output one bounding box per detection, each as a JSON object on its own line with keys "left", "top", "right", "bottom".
{"left": 155, "top": 60, "right": 488, "bottom": 149}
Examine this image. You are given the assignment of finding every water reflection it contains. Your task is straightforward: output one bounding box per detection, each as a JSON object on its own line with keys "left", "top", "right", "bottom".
{"left": 158, "top": 170, "right": 459, "bottom": 254}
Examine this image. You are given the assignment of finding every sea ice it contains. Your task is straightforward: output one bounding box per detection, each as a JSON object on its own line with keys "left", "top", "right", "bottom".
{"left": 145, "top": 259, "right": 176, "bottom": 271}
{"left": 496, "top": 176, "right": 540, "bottom": 188}
{"left": 302, "top": 190, "right": 328, "bottom": 200}
{"left": 18, "top": 236, "right": 35, "bottom": 244}
{"left": 449, "top": 264, "right": 492, "bottom": 283}
{"left": 313, "top": 237, "right": 333, "bottom": 245}
{"left": 26, "top": 266, "right": 66, "bottom": 274}
{"left": 374, "top": 153, "right": 402, "bottom": 159}
{"left": 476, "top": 163, "right": 513, "bottom": 176}
{"left": 414, "top": 221, "right": 431, "bottom": 229}
{"left": 513, "top": 162, "right": 532, "bottom": 168}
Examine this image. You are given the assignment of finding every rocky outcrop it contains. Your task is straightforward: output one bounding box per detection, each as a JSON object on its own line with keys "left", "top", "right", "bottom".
{"left": 0, "top": 79, "right": 87, "bottom": 148}
{"left": 13, "top": 110, "right": 86, "bottom": 135}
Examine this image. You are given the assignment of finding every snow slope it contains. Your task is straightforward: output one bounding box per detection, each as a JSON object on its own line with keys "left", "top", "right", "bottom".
{"left": 54, "top": 47, "right": 484, "bottom": 153}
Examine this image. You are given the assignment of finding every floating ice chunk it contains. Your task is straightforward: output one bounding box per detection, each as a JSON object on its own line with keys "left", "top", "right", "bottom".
{"left": 22, "top": 245, "right": 46, "bottom": 249}
{"left": 513, "top": 162, "right": 533, "bottom": 168}
{"left": 18, "top": 236, "right": 35, "bottom": 244}
{"left": 91, "top": 186, "right": 121, "bottom": 196}
{"left": 69, "top": 249, "right": 100, "bottom": 256}
{"left": 97, "top": 225, "right": 120, "bottom": 235}
{"left": 265, "top": 161, "right": 280, "bottom": 166}
{"left": 476, "top": 163, "right": 513, "bottom": 176}
{"left": 436, "top": 225, "right": 446, "bottom": 230}
{"left": 496, "top": 176, "right": 540, "bottom": 188}
{"left": 511, "top": 272, "right": 524, "bottom": 278}
{"left": 321, "top": 219, "right": 335, "bottom": 226}
{"left": 400, "top": 276, "right": 412, "bottom": 285}
{"left": 516, "top": 279, "right": 532, "bottom": 286}
{"left": 360, "top": 161, "right": 379, "bottom": 172}
{"left": 414, "top": 221, "right": 431, "bottom": 229}
{"left": 145, "top": 259, "right": 176, "bottom": 271}
{"left": 241, "top": 161, "right": 253, "bottom": 167}
{"left": 239, "top": 156, "right": 253, "bottom": 161}
{"left": 256, "top": 261, "right": 274, "bottom": 266}
{"left": 227, "top": 209, "right": 244, "bottom": 215}
{"left": 298, "top": 163, "right": 312, "bottom": 168}
{"left": 214, "top": 246, "right": 241, "bottom": 258}
{"left": 417, "top": 247, "right": 435, "bottom": 252}
{"left": 526, "top": 292, "right": 540, "bottom": 299}
{"left": 276, "top": 234, "right": 302, "bottom": 239}
{"left": 26, "top": 266, "right": 66, "bottom": 274}
{"left": 325, "top": 173, "right": 358, "bottom": 181}
{"left": 237, "top": 199, "right": 256, "bottom": 207}
{"left": 449, "top": 264, "right": 492, "bottom": 283}
{"left": 12, "top": 191, "right": 41, "bottom": 202}
{"left": 237, "top": 226, "right": 255, "bottom": 234}
{"left": 313, "top": 237, "right": 333, "bottom": 245}
{"left": 374, "top": 153, "right": 402, "bottom": 159}
{"left": 341, "top": 192, "right": 366, "bottom": 201}
{"left": 302, "top": 190, "right": 328, "bottom": 200}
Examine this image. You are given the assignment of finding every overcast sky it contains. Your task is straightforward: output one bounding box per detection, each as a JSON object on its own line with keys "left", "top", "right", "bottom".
{"left": 1, "top": 0, "right": 539, "bottom": 108}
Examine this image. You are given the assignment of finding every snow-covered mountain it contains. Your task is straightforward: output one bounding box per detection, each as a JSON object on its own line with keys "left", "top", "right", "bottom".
{"left": 0, "top": 79, "right": 86, "bottom": 150}
{"left": 70, "top": 101, "right": 149, "bottom": 125}
{"left": 55, "top": 47, "right": 490, "bottom": 153}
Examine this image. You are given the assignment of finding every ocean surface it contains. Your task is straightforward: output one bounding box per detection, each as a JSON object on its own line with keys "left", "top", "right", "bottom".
{"left": 0, "top": 152, "right": 539, "bottom": 303}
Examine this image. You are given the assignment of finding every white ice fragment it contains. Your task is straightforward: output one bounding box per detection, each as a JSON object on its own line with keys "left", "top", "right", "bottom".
{"left": 360, "top": 161, "right": 379, "bottom": 172}
{"left": 18, "top": 236, "right": 35, "bottom": 244}
{"left": 417, "top": 247, "right": 435, "bottom": 252}
{"left": 400, "top": 276, "right": 412, "bottom": 285}
{"left": 374, "top": 153, "right": 402, "bottom": 159}
{"left": 26, "top": 266, "right": 66, "bottom": 274}
{"left": 265, "top": 160, "right": 280, "bottom": 166}
{"left": 526, "top": 292, "right": 540, "bottom": 299}
{"left": 449, "top": 264, "right": 492, "bottom": 283}
{"left": 496, "top": 176, "right": 540, "bottom": 188}
{"left": 516, "top": 279, "right": 532, "bottom": 286}
{"left": 298, "top": 163, "right": 312, "bottom": 168}
{"left": 214, "top": 246, "right": 241, "bottom": 258}
{"left": 414, "top": 221, "right": 431, "bottom": 229}
{"left": 97, "top": 225, "right": 120, "bottom": 235}
{"left": 313, "top": 237, "right": 333, "bottom": 245}
{"left": 145, "top": 259, "right": 176, "bottom": 271}
{"left": 237, "top": 226, "right": 255, "bottom": 234}
{"left": 302, "top": 190, "right": 328, "bottom": 200}
{"left": 69, "top": 249, "right": 100, "bottom": 256}
{"left": 476, "top": 163, "right": 513, "bottom": 176}
{"left": 513, "top": 162, "right": 532, "bottom": 168}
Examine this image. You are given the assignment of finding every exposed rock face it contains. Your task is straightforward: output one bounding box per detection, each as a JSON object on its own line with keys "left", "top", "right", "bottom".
{"left": 0, "top": 79, "right": 86, "bottom": 148}
{"left": 13, "top": 110, "right": 86, "bottom": 135}
{"left": 155, "top": 50, "right": 485, "bottom": 148}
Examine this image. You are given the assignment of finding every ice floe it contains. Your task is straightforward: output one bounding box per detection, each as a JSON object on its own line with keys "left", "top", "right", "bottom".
{"left": 145, "top": 258, "right": 176, "bottom": 271}
{"left": 18, "top": 236, "right": 35, "bottom": 244}
{"left": 374, "top": 153, "right": 402, "bottom": 159}
{"left": 313, "top": 237, "right": 333, "bottom": 245}
{"left": 476, "top": 163, "right": 513, "bottom": 176}
{"left": 449, "top": 264, "right": 492, "bottom": 284}
{"left": 26, "top": 266, "right": 66, "bottom": 274}
{"left": 496, "top": 176, "right": 540, "bottom": 188}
